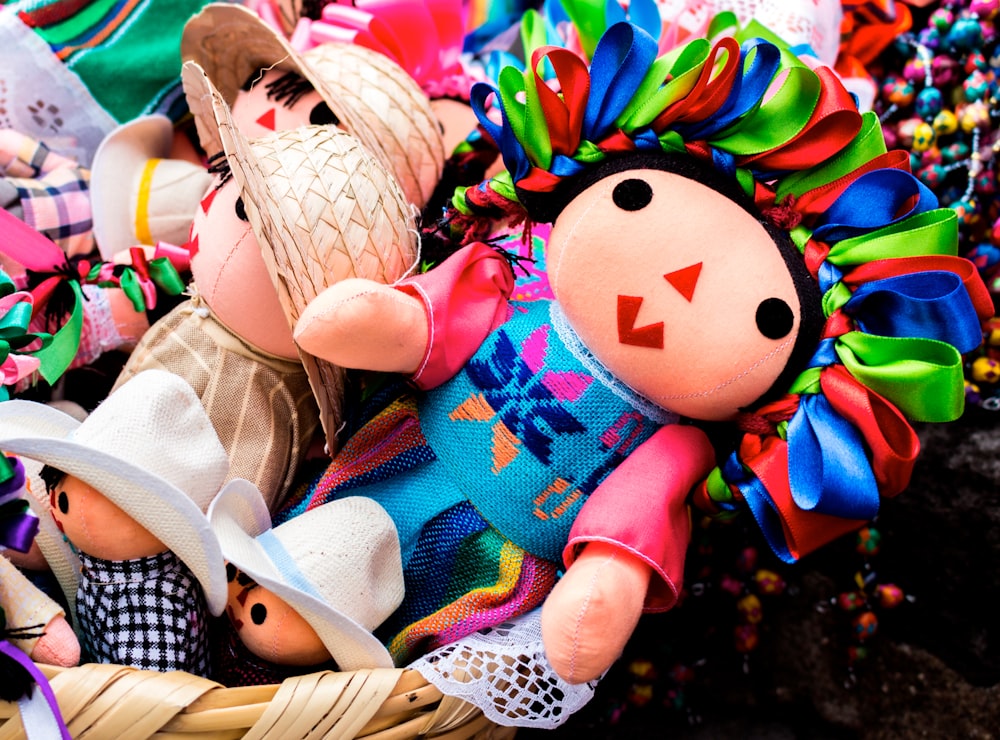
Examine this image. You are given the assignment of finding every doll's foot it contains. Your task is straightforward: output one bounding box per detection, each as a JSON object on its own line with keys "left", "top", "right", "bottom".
{"left": 295, "top": 278, "right": 428, "bottom": 374}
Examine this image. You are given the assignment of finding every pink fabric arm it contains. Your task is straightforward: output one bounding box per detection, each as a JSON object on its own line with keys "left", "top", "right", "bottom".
{"left": 396, "top": 242, "right": 515, "bottom": 389}
{"left": 562, "top": 424, "right": 716, "bottom": 612}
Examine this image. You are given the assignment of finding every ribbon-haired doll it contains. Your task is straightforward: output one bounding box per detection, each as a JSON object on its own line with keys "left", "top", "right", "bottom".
{"left": 287, "top": 18, "right": 992, "bottom": 685}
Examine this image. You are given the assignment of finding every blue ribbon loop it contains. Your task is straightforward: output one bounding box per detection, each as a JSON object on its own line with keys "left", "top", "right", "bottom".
{"left": 812, "top": 168, "right": 939, "bottom": 242}
{"left": 845, "top": 270, "right": 985, "bottom": 354}
{"left": 723, "top": 452, "right": 795, "bottom": 563}
{"left": 583, "top": 22, "right": 659, "bottom": 140}
{"left": 787, "top": 394, "right": 881, "bottom": 520}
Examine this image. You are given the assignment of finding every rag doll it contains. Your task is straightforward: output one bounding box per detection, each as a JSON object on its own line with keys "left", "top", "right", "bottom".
{"left": 287, "top": 20, "right": 992, "bottom": 684}
{"left": 112, "top": 60, "right": 418, "bottom": 511}
{"left": 0, "top": 369, "right": 231, "bottom": 676}
{"left": 206, "top": 479, "right": 403, "bottom": 685}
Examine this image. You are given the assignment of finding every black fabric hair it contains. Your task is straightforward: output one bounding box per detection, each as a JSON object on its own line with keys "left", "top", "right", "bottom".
{"left": 38, "top": 464, "right": 65, "bottom": 492}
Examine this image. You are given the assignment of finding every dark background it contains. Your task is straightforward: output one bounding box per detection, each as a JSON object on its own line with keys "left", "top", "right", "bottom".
{"left": 522, "top": 408, "right": 1000, "bottom": 738}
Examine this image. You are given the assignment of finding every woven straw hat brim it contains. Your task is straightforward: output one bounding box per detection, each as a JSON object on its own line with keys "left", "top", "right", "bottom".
{"left": 90, "top": 114, "right": 173, "bottom": 260}
{"left": 183, "top": 60, "right": 418, "bottom": 451}
{"left": 302, "top": 43, "right": 445, "bottom": 209}
{"left": 208, "top": 479, "right": 400, "bottom": 670}
{"left": 180, "top": 4, "right": 392, "bottom": 172}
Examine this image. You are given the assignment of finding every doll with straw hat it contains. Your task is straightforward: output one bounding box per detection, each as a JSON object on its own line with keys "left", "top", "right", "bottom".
{"left": 111, "top": 60, "right": 418, "bottom": 513}
{"left": 180, "top": 2, "right": 445, "bottom": 211}
{"left": 284, "top": 15, "right": 992, "bottom": 686}
{"left": 0, "top": 369, "right": 233, "bottom": 676}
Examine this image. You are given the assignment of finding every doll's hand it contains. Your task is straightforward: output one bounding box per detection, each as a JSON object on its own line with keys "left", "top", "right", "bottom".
{"left": 295, "top": 278, "right": 429, "bottom": 374}
{"left": 540, "top": 541, "right": 650, "bottom": 684}
{"left": 30, "top": 614, "right": 80, "bottom": 667}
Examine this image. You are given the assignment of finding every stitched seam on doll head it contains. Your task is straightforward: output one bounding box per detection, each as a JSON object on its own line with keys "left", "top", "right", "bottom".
{"left": 549, "top": 179, "right": 613, "bottom": 296}
{"left": 207, "top": 221, "right": 254, "bottom": 300}
{"left": 652, "top": 335, "right": 795, "bottom": 401}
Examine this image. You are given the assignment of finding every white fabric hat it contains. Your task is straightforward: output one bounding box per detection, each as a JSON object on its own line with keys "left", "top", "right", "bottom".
{"left": 90, "top": 114, "right": 214, "bottom": 260}
{"left": 0, "top": 369, "right": 230, "bottom": 615}
{"left": 208, "top": 479, "right": 404, "bottom": 670}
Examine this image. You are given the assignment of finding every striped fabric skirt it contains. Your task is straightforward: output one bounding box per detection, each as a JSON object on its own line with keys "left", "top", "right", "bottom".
{"left": 277, "top": 393, "right": 559, "bottom": 666}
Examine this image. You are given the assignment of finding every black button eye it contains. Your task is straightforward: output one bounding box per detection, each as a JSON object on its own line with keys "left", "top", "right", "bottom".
{"left": 250, "top": 603, "right": 267, "bottom": 625}
{"left": 310, "top": 103, "right": 339, "bottom": 126}
{"left": 612, "top": 178, "right": 653, "bottom": 211}
{"left": 58, "top": 491, "right": 69, "bottom": 514}
{"left": 756, "top": 298, "right": 794, "bottom": 339}
{"left": 235, "top": 196, "right": 249, "bottom": 222}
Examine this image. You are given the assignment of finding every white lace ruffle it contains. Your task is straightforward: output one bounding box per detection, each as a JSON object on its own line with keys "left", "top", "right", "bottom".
{"left": 0, "top": 12, "right": 116, "bottom": 167}
{"left": 409, "top": 608, "right": 599, "bottom": 729}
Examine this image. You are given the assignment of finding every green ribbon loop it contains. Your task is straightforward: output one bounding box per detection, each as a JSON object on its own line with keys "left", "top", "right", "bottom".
{"left": 620, "top": 40, "right": 711, "bottom": 131}
{"left": 148, "top": 257, "right": 186, "bottom": 296}
{"left": 776, "top": 111, "right": 888, "bottom": 201}
{"left": 118, "top": 269, "right": 146, "bottom": 313}
{"left": 826, "top": 209, "right": 959, "bottom": 266}
{"left": 710, "top": 48, "right": 821, "bottom": 156}
{"left": 37, "top": 280, "right": 83, "bottom": 384}
{"left": 835, "top": 332, "right": 967, "bottom": 422}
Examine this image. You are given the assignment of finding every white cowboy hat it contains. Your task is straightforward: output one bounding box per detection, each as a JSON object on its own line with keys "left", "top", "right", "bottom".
{"left": 0, "top": 369, "right": 230, "bottom": 615}
{"left": 181, "top": 59, "right": 418, "bottom": 453}
{"left": 208, "top": 479, "right": 404, "bottom": 670}
{"left": 90, "top": 114, "right": 214, "bottom": 260}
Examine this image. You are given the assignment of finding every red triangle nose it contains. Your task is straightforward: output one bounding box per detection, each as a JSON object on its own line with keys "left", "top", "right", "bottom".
{"left": 664, "top": 262, "right": 702, "bottom": 302}
{"left": 256, "top": 108, "right": 277, "bottom": 131}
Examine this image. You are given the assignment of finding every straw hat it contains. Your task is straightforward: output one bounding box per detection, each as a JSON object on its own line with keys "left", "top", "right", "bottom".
{"left": 181, "top": 60, "right": 418, "bottom": 451}
{"left": 90, "top": 114, "right": 214, "bottom": 260}
{"left": 0, "top": 369, "right": 230, "bottom": 616}
{"left": 301, "top": 42, "right": 445, "bottom": 209}
{"left": 180, "top": 4, "right": 390, "bottom": 177}
{"left": 208, "top": 479, "right": 404, "bottom": 670}
{"left": 181, "top": 3, "right": 443, "bottom": 208}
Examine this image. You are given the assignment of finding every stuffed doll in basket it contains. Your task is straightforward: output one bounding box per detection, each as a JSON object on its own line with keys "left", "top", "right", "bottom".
{"left": 0, "top": 369, "right": 232, "bottom": 676}
{"left": 110, "top": 59, "right": 419, "bottom": 513}
{"left": 285, "top": 20, "right": 993, "bottom": 683}
{"left": 205, "top": 479, "right": 404, "bottom": 685}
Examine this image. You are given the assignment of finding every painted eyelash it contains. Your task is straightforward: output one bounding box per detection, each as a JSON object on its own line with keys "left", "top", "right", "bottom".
{"left": 265, "top": 71, "right": 315, "bottom": 108}
{"left": 207, "top": 152, "right": 233, "bottom": 189}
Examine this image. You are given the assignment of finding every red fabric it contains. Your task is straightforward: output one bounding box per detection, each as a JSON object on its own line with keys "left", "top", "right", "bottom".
{"left": 397, "top": 243, "right": 515, "bottom": 389}
{"left": 563, "top": 424, "right": 716, "bottom": 612}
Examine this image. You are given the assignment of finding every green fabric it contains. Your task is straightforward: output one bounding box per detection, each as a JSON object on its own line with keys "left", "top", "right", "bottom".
{"left": 61, "top": 0, "right": 210, "bottom": 123}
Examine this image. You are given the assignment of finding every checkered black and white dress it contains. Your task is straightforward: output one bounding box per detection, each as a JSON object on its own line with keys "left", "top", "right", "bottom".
{"left": 77, "top": 549, "right": 210, "bottom": 676}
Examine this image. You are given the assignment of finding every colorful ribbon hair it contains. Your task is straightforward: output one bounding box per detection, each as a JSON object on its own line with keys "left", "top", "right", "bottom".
{"left": 456, "top": 17, "right": 992, "bottom": 562}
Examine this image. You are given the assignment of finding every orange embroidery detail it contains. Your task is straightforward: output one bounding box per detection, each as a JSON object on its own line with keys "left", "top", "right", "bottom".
{"left": 449, "top": 393, "right": 495, "bottom": 422}
{"left": 491, "top": 421, "right": 520, "bottom": 474}
{"left": 533, "top": 478, "right": 583, "bottom": 521}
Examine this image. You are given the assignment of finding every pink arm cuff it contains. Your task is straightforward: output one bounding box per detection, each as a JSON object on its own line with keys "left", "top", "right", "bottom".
{"left": 397, "top": 242, "right": 515, "bottom": 389}
{"left": 563, "top": 424, "right": 716, "bottom": 611}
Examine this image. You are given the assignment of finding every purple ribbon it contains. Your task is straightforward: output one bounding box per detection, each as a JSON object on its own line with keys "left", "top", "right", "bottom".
{"left": 0, "top": 641, "right": 72, "bottom": 740}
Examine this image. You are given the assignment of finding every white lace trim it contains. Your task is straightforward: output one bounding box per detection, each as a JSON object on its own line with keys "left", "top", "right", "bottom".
{"left": 0, "top": 12, "right": 116, "bottom": 168}
{"left": 409, "top": 608, "right": 599, "bottom": 729}
{"left": 549, "top": 302, "right": 678, "bottom": 426}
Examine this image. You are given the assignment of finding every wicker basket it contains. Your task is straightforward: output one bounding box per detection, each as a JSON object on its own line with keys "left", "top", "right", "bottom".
{"left": 0, "top": 665, "right": 514, "bottom": 739}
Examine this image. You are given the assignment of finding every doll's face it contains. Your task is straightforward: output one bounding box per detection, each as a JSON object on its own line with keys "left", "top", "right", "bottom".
{"left": 48, "top": 474, "right": 166, "bottom": 561}
{"left": 230, "top": 68, "right": 337, "bottom": 138}
{"left": 188, "top": 175, "right": 298, "bottom": 359}
{"left": 225, "top": 563, "right": 330, "bottom": 666}
{"left": 546, "top": 168, "right": 805, "bottom": 421}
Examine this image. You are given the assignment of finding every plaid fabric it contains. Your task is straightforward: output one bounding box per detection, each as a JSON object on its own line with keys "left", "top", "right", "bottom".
{"left": 0, "top": 129, "right": 94, "bottom": 256}
{"left": 77, "top": 549, "right": 211, "bottom": 676}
